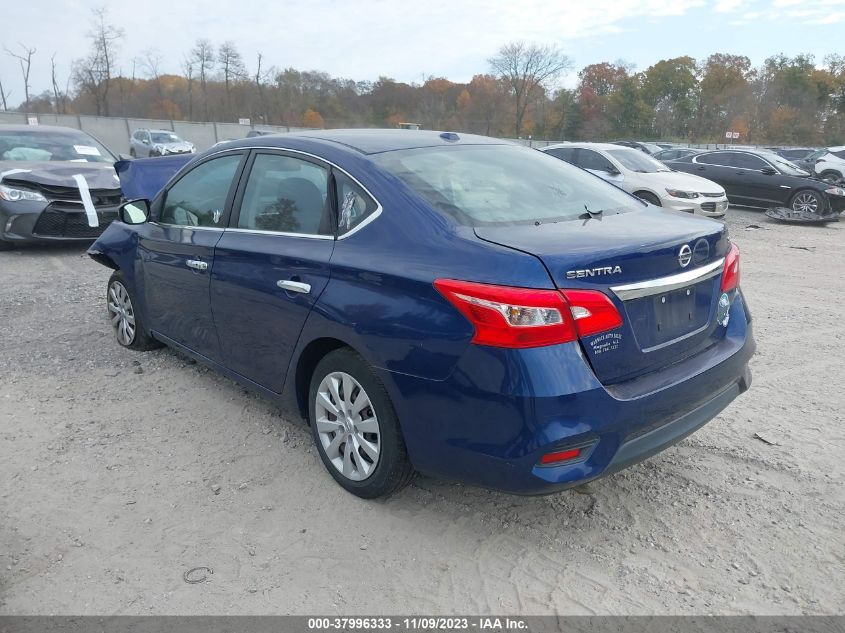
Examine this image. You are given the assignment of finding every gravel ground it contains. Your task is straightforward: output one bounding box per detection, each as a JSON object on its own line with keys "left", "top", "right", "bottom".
{"left": 0, "top": 207, "right": 843, "bottom": 615}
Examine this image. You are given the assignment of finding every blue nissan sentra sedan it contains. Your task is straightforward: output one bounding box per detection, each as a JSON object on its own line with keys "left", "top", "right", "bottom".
{"left": 89, "top": 130, "right": 754, "bottom": 498}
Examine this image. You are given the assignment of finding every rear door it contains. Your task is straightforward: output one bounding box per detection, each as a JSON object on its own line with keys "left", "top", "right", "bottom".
{"left": 138, "top": 151, "right": 245, "bottom": 361}
{"left": 210, "top": 150, "right": 337, "bottom": 392}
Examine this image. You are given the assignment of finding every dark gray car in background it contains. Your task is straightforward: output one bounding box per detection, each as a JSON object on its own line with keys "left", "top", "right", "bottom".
{"left": 0, "top": 125, "right": 122, "bottom": 250}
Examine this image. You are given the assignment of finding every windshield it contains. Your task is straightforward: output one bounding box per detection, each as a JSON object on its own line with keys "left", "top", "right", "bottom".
{"left": 607, "top": 148, "right": 671, "bottom": 173}
{"left": 0, "top": 130, "right": 114, "bottom": 163}
{"left": 760, "top": 151, "right": 810, "bottom": 176}
{"left": 372, "top": 144, "right": 641, "bottom": 226}
{"left": 151, "top": 132, "right": 180, "bottom": 144}
{"left": 806, "top": 149, "right": 826, "bottom": 161}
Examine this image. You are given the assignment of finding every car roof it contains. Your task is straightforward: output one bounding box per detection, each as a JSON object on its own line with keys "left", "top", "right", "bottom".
{"left": 544, "top": 142, "right": 629, "bottom": 152}
{"left": 828, "top": 146, "right": 845, "bottom": 152}
{"left": 0, "top": 124, "right": 90, "bottom": 135}
{"left": 250, "top": 129, "right": 512, "bottom": 155}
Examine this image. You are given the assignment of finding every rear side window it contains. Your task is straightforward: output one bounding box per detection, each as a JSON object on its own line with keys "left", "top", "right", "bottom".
{"left": 578, "top": 149, "right": 616, "bottom": 172}
{"left": 372, "top": 144, "right": 640, "bottom": 226}
{"left": 335, "top": 172, "right": 377, "bottom": 235}
{"left": 161, "top": 154, "right": 241, "bottom": 227}
{"left": 833, "top": 150, "right": 845, "bottom": 160}
{"left": 237, "top": 153, "right": 330, "bottom": 235}
{"left": 545, "top": 147, "right": 576, "bottom": 163}
{"left": 696, "top": 153, "right": 730, "bottom": 166}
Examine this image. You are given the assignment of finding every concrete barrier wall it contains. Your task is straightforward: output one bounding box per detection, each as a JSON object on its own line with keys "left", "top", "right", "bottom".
{"left": 0, "top": 111, "right": 313, "bottom": 155}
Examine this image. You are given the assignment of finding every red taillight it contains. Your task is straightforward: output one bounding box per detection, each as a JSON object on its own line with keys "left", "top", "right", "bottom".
{"left": 721, "top": 243, "right": 740, "bottom": 292}
{"left": 434, "top": 279, "right": 622, "bottom": 349}
{"left": 540, "top": 447, "right": 582, "bottom": 465}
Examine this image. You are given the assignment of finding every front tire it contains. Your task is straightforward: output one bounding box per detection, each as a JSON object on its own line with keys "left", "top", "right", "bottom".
{"left": 107, "top": 271, "right": 162, "bottom": 351}
{"left": 308, "top": 348, "right": 414, "bottom": 498}
{"left": 635, "top": 191, "right": 662, "bottom": 206}
{"left": 790, "top": 189, "right": 824, "bottom": 214}
{"left": 129, "top": 148, "right": 136, "bottom": 158}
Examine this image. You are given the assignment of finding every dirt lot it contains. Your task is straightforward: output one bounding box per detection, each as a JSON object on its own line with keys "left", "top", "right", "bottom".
{"left": 1, "top": 207, "right": 843, "bottom": 615}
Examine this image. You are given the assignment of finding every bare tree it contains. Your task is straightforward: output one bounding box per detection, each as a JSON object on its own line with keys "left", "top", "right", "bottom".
{"left": 0, "top": 78, "right": 9, "bottom": 111}
{"left": 253, "top": 53, "right": 276, "bottom": 123}
{"left": 218, "top": 41, "right": 246, "bottom": 120}
{"left": 182, "top": 56, "right": 195, "bottom": 121}
{"left": 140, "top": 48, "right": 165, "bottom": 109}
{"left": 489, "top": 41, "right": 572, "bottom": 137}
{"left": 72, "top": 7, "right": 124, "bottom": 116}
{"left": 191, "top": 39, "right": 215, "bottom": 120}
{"left": 50, "top": 53, "right": 68, "bottom": 114}
{"left": 5, "top": 43, "right": 36, "bottom": 109}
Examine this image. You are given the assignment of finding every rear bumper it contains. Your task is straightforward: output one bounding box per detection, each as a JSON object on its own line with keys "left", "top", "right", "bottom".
{"left": 379, "top": 290, "right": 755, "bottom": 495}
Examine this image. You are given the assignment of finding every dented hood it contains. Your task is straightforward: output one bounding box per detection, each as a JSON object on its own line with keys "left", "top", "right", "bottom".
{"left": 0, "top": 160, "right": 120, "bottom": 190}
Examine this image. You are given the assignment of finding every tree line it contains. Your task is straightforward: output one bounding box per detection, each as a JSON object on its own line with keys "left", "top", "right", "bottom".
{"left": 3, "top": 8, "right": 845, "bottom": 146}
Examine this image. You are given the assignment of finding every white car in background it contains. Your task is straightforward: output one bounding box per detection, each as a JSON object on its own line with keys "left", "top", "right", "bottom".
{"left": 811, "top": 146, "right": 845, "bottom": 184}
{"left": 542, "top": 142, "right": 729, "bottom": 217}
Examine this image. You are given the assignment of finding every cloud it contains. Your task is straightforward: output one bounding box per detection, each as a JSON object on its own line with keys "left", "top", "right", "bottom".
{"left": 715, "top": 0, "right": 751, "bottom": 12}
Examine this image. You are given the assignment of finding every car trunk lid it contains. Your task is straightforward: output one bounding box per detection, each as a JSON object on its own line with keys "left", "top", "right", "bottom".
{"left": 474, "top": 209, "right": 731, "bottom": 384}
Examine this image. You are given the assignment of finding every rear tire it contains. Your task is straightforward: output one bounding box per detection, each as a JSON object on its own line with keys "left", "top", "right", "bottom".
{"left": 308, "top": 348, "right": 414, "bottom": 498}
{"left": 635, "top": 191, "right": 662, "bottom": 206}
{"left": 107, "top": 271, "right": 162, "bottom": 351}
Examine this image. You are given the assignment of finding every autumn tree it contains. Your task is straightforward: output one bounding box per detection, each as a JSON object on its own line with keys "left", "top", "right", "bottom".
{"left": 489, "top": 41, "right": 572, "bottom": 137}
{"left": 302, "top": 108, "right": 324, "bottom": 128}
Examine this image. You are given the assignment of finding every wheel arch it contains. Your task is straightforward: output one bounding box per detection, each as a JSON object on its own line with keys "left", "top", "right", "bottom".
{"left": 293, "top": 337, "right": 354, "bottom": 422}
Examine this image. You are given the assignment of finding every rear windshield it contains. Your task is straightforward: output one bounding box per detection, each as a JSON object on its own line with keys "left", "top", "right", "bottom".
{"left": 371, "top": 144, "right": 640, "bottom": 226}
{"left": 0, "top": 129, "right": 114, "bottom": 163}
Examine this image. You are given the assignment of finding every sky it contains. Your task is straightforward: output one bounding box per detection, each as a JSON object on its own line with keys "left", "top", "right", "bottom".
{"left": 1, "top": 0, "right": 842, "bottom": 104}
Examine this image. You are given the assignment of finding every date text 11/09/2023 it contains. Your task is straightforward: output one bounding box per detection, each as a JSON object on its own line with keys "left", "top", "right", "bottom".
{"left": 307, "top": 617, "right": 529, "bottom": 631}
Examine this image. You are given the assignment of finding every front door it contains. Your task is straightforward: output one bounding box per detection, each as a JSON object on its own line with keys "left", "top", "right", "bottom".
{"left": 211, "top": 151, "right": 336, "bottom": 391}
{"left": 138, "top": 152, "right": 245, "bottom": 361}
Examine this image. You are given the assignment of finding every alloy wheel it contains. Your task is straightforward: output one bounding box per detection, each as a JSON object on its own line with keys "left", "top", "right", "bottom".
{"left": 108, "top": 281, "right": 136, "bottom": 346}
{"left": 792, "top": 192, "right": 820, "bottom": 213}
{"left": 314, "top": 371, "right": 381, "bottom": 481}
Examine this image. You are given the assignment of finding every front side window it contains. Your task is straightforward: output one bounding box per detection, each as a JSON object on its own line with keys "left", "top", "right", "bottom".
{"left": 372, "top": 144, "right": 641, "bottom": 226}
{"left": 237, "top": 153, "right": 330, "bottom": 235}
{"left": 161, "top": 154, "right": 241, "bottom": 227}
{"left": 733, "top": 153, "right": 768, "bottom": 170}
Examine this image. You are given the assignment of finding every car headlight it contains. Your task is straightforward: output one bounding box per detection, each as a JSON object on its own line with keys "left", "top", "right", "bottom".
{"left": 666, "top": 189, "right": 700, "bottom": 199}
{"left": 825, "top": 186, "right": 845, "bottom": 197}
{"left": 0, "top": 183, "right": 46, "bottom": 202}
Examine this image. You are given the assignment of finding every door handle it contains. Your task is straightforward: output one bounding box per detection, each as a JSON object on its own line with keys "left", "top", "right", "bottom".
{"left": 186, "top": 259, "right": 208, "bottom": 271}
{"left": 276, "top": 279, "right": 311, "bottom": 294}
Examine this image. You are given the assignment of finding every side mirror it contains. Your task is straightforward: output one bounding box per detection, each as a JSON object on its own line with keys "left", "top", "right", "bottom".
{"left": 142, "top": 138, "right": 151, "bottom": 145}
{"left": 761, "top": 167, "right": 777, "bottom": 176}
{"left": 119, "top": 199, "right": 150, "bottom": 225}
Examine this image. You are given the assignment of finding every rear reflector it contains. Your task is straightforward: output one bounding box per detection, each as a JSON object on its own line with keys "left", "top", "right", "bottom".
{"left": 434, "top": 279, "right": 622, "bottom": 349}
{"left": 539, "top": 447, "right": 582, "bottom": 465}
{"left": 721, "top": 243, "right": 740, "bottom": 292}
